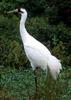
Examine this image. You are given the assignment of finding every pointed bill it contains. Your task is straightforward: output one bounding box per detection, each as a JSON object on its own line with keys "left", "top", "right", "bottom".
{"left": 7, "top": 9, "right": 18, "bottom": 14}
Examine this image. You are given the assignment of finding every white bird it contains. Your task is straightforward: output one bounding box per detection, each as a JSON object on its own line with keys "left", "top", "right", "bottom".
{"left": 8, "top": 8, "right": 62, "bottom": 81}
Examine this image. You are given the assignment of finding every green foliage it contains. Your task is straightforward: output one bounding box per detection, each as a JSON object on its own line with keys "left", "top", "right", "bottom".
{"left": 7, "top": 40, "right": 27, "bottom": 68}
{"left": 0, "top": 67, "right": 71, "bottom": 99}
{"left": 26, "top": 17, "right": 49, "bottom": 41}
{"left": 0, "top": 1, "right": 16, "bottom": 14}
{"left": 16, "top": 0, "right": 48, "bottom": 16}
{"left": 0, "top": 15, "right": 27, "bottom": 67}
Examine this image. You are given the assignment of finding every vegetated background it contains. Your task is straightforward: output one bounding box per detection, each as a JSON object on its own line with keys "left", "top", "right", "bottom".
{"left": 0, "top": 0, "right": 71, "bottom": 100}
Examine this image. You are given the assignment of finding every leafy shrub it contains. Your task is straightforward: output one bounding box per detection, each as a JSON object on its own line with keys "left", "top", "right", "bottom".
{"left": 0, "top": 15, "right": 27, "bottom": 68}
{"left": 6, "top": 40, "right": 27, "bottom": 68}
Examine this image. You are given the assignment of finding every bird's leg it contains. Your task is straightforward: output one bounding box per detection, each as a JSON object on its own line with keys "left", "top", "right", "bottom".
{"left": 34, "top": 67, "right": 40, "bottom": 99}
{"left": 34, "top": 68, "right": 38, "bottom": 94}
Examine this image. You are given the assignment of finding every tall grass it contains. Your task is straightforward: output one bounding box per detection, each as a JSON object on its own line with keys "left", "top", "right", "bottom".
{"left": 0, "top": 67, "right": 71, "bottom": 100}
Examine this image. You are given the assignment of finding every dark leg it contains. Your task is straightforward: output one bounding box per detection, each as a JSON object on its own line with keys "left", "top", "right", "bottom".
{"left": 34, "top": 68, "right": 40, "bottom": 100}
{"left": 34, "top": 69, "right": 38, "bottom": 93}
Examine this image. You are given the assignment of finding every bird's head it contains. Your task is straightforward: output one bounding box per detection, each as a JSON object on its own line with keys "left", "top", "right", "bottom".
{"left": 7, "top": 8, "right": 27, "bottom": 23}
{"left": 7, "top": 8, "right": 27, "bottom": 17}
{"left": 18, "top": 8, "right": 27, "bottom": 17}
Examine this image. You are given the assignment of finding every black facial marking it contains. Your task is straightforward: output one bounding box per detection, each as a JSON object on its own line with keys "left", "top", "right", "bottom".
{"left": 18, "top": 8, "right": 23, "bottom": 13}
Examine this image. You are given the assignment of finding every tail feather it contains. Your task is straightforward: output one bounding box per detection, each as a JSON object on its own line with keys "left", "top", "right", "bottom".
{"left": 47, "top": 55, "right": 62, "bottom": 80}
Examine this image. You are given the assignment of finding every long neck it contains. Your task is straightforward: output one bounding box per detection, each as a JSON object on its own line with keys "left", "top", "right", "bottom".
{"left": 20, "top": 15, "right": 29, "bottom": 44}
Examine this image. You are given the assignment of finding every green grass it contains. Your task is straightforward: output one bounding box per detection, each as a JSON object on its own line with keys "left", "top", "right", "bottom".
{"left": 0, "top": 66, "right": 71, "bottom": 100}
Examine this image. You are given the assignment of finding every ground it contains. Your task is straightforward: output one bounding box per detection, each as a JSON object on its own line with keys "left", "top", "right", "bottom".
{"left": 0, "top": 66, "right": 71, "bottom": 100}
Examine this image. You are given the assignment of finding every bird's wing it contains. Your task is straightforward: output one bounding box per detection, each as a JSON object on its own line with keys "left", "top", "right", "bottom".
{"left": 24, "top": 44, "right": 50, "bottom": 70}
{"left": 24, "top": 35, "right": 51, "bottom": 70}
{"left": 24, "top": 35, "right": 51, "bottom": 57}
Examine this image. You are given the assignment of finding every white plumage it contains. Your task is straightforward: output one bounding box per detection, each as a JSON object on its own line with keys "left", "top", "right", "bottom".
{"left": 8, "top": 8, "right": 62, "bottom": 80}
